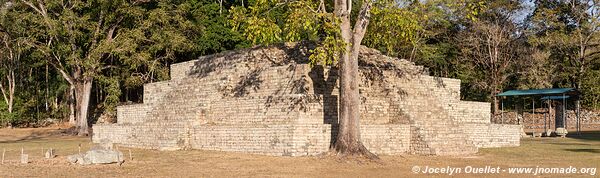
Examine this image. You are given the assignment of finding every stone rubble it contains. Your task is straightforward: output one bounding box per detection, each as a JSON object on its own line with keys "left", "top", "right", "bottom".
{"left": 67, "top": 148, "right": 124, "bottom": 165}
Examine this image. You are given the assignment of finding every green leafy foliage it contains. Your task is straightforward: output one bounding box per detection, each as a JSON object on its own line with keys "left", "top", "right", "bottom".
{"left": 1, "top": 0, "right": 600, "bottom": 128}
{"left": 229, "top": 0, "right": 345, "bottom": 65}
{"left": 526, "top": 0, "right": 600, "bottom": 108}
{"left": 363, "top": 1, "right": 421, "bottom": 56}
{"left": 187, "top": 1, "right": 249, "bottom": 55}
{"left": 230, "top": 1, "right": 283, "bottom": 45}
{"left": 581, "top": 70, "right": 600, "bottom": 108}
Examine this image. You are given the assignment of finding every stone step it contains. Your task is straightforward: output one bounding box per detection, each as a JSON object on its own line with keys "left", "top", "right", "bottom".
{"left": 400, "top": 76, "right": 478, "bottom": 156}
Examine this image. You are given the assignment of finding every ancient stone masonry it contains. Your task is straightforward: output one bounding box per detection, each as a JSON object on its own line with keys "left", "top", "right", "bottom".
{"left": 493, "top": 110, "right": 600, "bottom": 131}
{"left": 93, "top": 43, "right": 520, "bottom": 156}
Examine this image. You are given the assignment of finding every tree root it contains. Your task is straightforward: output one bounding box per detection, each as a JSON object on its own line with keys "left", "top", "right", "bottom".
{"left": 332, "top": 140, "right": 380, "bottom": 161}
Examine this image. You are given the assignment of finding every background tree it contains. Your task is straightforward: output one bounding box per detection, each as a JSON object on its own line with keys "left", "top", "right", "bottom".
{"left": 0, "top": 7, "right": 22, "bottom": 115}
{"left": 20, "top": 0, "right": 133, "bottom": 135}
{"left": 0, "top": 0, "right": 40, "bottom": 126}
{"left": 21, "top": 0, "right": 196, "bottom": 135}
{"left": 459, "top": 4, "right": 522, "bottom": 114}
{"left": 527, "top": 0, "right": 600, "bottom": 107}
{"left": 0, "top": 0, "right": 249, "bottom": 129}
{"left": 516, "top": 48, "right": 555, "bottom": 89}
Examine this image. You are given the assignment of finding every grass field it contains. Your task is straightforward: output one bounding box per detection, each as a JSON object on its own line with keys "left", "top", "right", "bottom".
{"left": 0, "top": 127, "right": 598, "bottom": 177}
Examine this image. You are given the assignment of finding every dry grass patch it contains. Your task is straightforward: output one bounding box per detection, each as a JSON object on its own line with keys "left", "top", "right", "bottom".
{"left": 0, "top": 127, "right": 598, "bottom": 177}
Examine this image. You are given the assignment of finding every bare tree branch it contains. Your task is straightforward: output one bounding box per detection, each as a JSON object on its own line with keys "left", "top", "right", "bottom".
{"left": 352, "top": 0, "right": 372, "bottom": 48}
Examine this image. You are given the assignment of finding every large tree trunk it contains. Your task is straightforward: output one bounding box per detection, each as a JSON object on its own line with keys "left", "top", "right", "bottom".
{"left": 334, "top": 1, "right": 362, "bottom": 154}
{"left": 333, "top": 0, "right": 375, "bottom": 158}
{"left": 74, "top": 77, "right": 93, "bottom": 136}
{"left": 68, "top": 85, "right": 76, "bottom": 124}
{"left": 52, "top": 66, "right": 90, "bottom": 135}
{"left": 492, "top": 90, "right": 499, "bottom": 114}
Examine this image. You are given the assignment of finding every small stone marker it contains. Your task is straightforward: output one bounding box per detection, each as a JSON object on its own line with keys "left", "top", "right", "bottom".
{"left": 20, "top": 154, "right": 28, "bottom": 164}
{"left": 20, "top": 147, "right": 28, "bottom": 164}
{"left": 545, "top": 130, "right": 553, "bottom": 137}
{"left": 45, "top": 148, "right": 55, "bottom": 159}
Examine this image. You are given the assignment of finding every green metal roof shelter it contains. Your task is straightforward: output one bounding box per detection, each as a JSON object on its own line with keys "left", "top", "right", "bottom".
{"left": 540, "top": 96, "right": 570, "bottom": 100}
{"left": 497, "top": 88, "right": 581, "bottom": 136}
{"left": 497, "top": 88, "right": 578, "bottom": 96}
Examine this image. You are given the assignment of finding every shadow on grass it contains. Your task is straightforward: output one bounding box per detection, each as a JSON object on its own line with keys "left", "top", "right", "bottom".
{"left": 0, "top": 129, "right": 73, "bottom": 144}
{"left": 563, "top": 149, "right": 600, "bottom": 153}
{"left": 566, "top": 131, "right": 600, "bottom": 142}
{"left": 548, "top": 142, "right": 592, "bottom": 146}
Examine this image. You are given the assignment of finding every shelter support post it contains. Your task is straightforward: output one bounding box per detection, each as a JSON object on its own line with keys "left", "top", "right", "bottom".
{"left": 544, "top": 99, "right": 547, "bottom": 134}
{"left": 563, "top": 93, "right": 566, "bottom": 129}
{"left": 532, "top": 97, "right": 535, "bottom": 128}
{"left": 501, "top": 97, "right": 504, "bottom": 124}
{"left": 515, "top": 101, "right": 518, "bottom": 125}
{"left": 577, "top": 99, "right": 580, "bottom": 136}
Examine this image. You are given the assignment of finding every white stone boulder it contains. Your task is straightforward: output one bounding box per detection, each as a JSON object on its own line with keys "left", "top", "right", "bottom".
{"left": 67, "top": 148, "right": 124, "bottom": 165}
{"left": 555, "top": 128, "right": 568, "bottom": 138}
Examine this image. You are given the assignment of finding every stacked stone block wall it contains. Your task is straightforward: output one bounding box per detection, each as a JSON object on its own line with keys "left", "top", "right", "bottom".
{"left": 116, "top": 104, "right": 151, "bottom": 124}
{"left": 494, "top": 111, "right": 600, "bottom": 131}
{"left": 94, "top": 123, "right": 410, "bottom": 156}
{"left": 93, "top": 44, "right": 520, "bottom": 156}
{"left": 156, "top": 62, "right": 412, "bottom": 126}
{"left": 190, "top": 124, "right": 327, "bottom": 156}
{"left": 94, "top": 122, "right": 195, "bottom": 150}
{"left": 449, "top": 101, "right": 492, "bottom": 124}
{"left": 143, "top": 81, "right": 176, "bottom": 104}
{"left": 460, "top": 123, "right": 520, "bottom": 148}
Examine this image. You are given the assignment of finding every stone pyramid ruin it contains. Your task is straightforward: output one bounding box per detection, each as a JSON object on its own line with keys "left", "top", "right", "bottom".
{"left": 93, "top": 43, "right": 520, "bottom": 156}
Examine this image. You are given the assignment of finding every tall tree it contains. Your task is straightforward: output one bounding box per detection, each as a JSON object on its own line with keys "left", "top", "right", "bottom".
{"left": 0, "top": 0, "right": 31, "bottom": 116}
{"left": 21, "top": 0, "right": 195, "bottom": 135}
{"left": 528, "top": 0, "right": 600, "bottom": 107}
{"left": 457, "top": 0, "right": 524, "bottom": 114}
{"left": 0, "top": 19, "right": 16, "bottom": 115}
{"left": 0, "top": 30, "right": 19, "bottom": 115}
{"left": 517, "top": 48, "right": 555, "bottom": 89}
{"left": 332, "top": 0, "right": 374, "bottom": 156}
{"left": 20, "top": 0, "right": 133, "bottom": 135}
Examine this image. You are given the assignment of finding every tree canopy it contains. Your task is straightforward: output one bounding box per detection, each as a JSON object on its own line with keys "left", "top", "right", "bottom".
{"left": 0, "top": 0, "right": 597, "bottom": 133}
